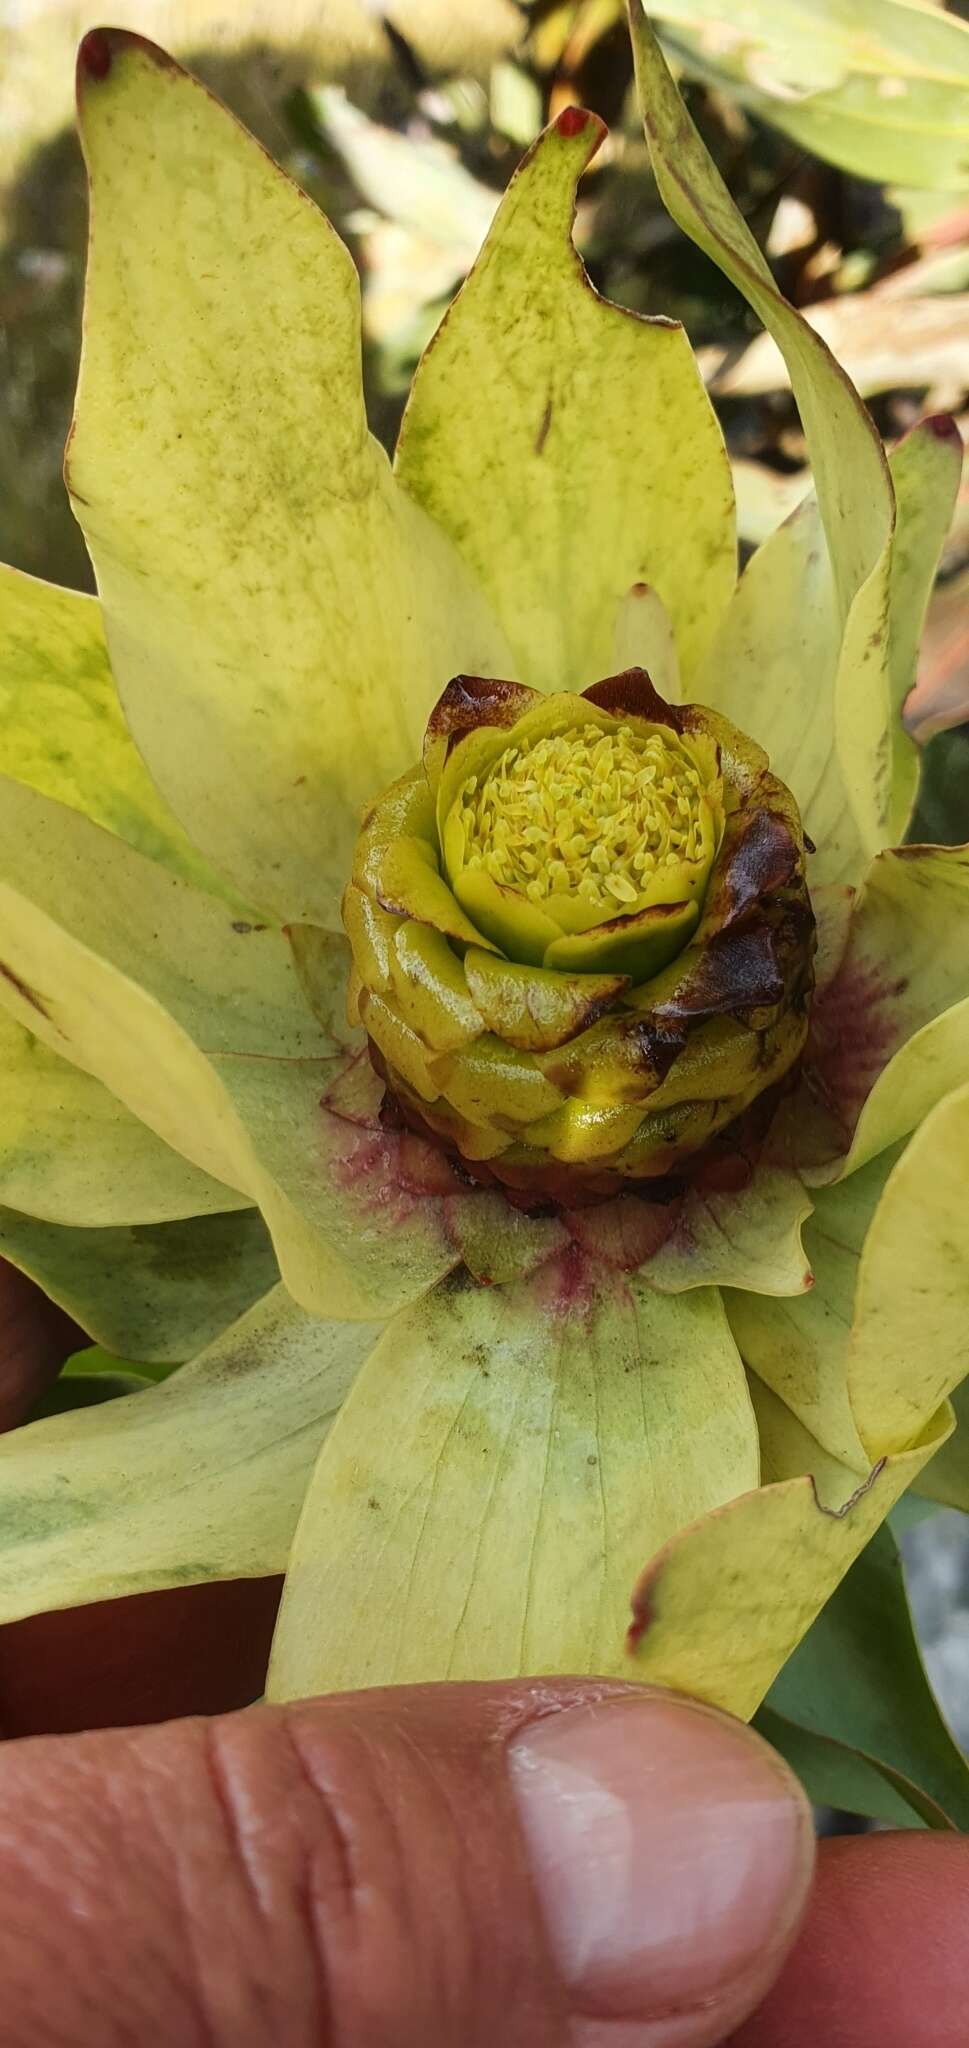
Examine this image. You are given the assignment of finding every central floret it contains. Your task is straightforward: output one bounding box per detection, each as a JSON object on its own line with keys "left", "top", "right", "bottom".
{"left": 345, "top": 669, "right": 816, "bottom": 1205}
{"left": 458, "top": 725, "right": 710, "bottom": 914}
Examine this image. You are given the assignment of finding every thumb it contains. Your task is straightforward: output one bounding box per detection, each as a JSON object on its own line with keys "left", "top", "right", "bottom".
{"left": 0, "top": 1680, "right": 814, "bottom": 2048}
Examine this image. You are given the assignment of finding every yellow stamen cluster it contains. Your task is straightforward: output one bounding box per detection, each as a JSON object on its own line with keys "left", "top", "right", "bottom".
{"left": 459, "top": 724, "right": 706, "bottom": 911}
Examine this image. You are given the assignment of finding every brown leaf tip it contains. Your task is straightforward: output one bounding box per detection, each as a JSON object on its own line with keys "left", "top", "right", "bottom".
{"left": 425, "top": 674, "right": 536, "bottom": 757}
{"left": 583, "top": 666, "right": 684, "bottom": 730}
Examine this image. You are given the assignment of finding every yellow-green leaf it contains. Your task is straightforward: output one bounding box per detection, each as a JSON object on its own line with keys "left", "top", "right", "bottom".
{"left": 652, "top": 0, "right": 969, "bottom": 193}
{"left": 647, "top": 1164, "right": 814, "bottom": 1298}
{"left": 267, "top": 1262, "right": 759, "bottom": 1699}
{"left": 0, "top": 779, "right": 461, "bottom": 1320}
{"left": 0, "top": 1286, "right": 380, "bottom": 1625}
{"left": 395, "top": 107, "right": 735, "bottom": 693}
{"left": 626, "top": 1372, "right": 951, "bottom": 1718}
{"left": 629, "top": 5, "right": 898, "bottom": 889}
{"left": 847, "top": 1082, "right": 969, "bottom": 1458}
{"left": 806, "top": 846, "right": 969, "bottom": 1181}
{"left": 726, "top": 1166, "right": 876, "bottom": 1472}
{"left": 0, "top": 1010, "right": 248, "bottom": 1226}
{"left": 886, "top": 418, "right": 964, "bottom": 843}
{"left": 731, "top": 1087, "right": 969, "bottom": 1470}
{"left": 0, "top": 564, "right": 242, "bottom": 901}
{"left": 0, "top": 1204, "right": 277, "bottom": 1363}
{"left": 69, "top": 30, "right": 510, "bottom": 927}
{"left": 694, "top": 495, "right": 853, "bottom": 881}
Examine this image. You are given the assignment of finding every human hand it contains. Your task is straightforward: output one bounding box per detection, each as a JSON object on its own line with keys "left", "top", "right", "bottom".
{"left": 2, "top": 1676, "right": 968, "bottom": 2048}
{"left": 2, "top": 1269, "right": 968, "bottom": 2048}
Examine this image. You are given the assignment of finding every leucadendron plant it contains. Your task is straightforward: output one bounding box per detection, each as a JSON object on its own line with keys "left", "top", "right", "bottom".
{"left": 1, "top": 11, "right": 968, "bottom": 1749}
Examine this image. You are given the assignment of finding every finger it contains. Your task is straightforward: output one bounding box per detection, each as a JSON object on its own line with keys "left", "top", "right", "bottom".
{"left": 731, "top": 1832, "right": 969, "bottom": 2048}
{"left": 0, "top": 1682, "right": 814, "bottom": 2048}
{"left": 0, "top": 1259, "right": 80, "bottom": 1431}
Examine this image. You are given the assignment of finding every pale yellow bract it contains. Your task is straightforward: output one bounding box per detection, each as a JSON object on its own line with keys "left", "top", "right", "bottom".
{"left": 0, "top": 7, "right": 965, "bottom": 1768}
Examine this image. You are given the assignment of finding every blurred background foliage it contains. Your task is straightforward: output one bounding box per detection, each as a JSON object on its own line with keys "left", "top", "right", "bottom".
{"left": 0, "top": 0, "right": 967, "bottom": 837}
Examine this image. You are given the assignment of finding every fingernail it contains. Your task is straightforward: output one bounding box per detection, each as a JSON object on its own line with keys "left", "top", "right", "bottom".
{"left": 509, "top": 1693, "right": 814, "bottom": 2025}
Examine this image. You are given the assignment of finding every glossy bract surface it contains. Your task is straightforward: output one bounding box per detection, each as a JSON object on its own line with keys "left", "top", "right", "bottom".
{"left": 348, "top": 669, "right": 814, "bottom": 1201}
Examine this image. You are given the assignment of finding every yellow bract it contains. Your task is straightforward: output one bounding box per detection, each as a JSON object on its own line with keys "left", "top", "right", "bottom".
{"left": 0, "top": 18, "right": 964, "bottom": 1757}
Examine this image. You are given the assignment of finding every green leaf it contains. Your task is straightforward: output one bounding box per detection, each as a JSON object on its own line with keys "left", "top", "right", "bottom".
{"left": 704, "top": 412, "right": 961, "bottom": 884}
{"left": 623, "top": 1371, "right": 950, "bottom": 1718}
{"left": 803, "top": 846, "right": 969, "bottom": 1183}
{"left": 731, "top": 1085, "right": 969, "bottom": 1470}
{"left": 267, "top": 1263, "right": 759, "bottom": 1699}
{"left": 0, "top": 1286, "right": 381, "bottom": 1625}
{"left": 763, "top": 1524, "right": 969, "bottom": 1831}
{"left": 0, "top": 564, "right": 239, "bottom": 901}
{"left": 628, "top": 4, "right": 898, "bottom": 890}
{"left": 846, "top": 1081, "right": 969, "bottom": 1458}
{"left": 652, "top": 0, "right": 969, "bottom": 192}
{"left": 69, "top": 30, "right": 511, "bottom": 928}
{"left": 0, "top": 779, "right": 460, "bottom": 1319}
{"left": 396, "top": 107, "right": 736, "bottom": 694}
{"left": 0, "top": 1009, "right": 249, "bottom": 1226}
{"left": 754, "top": 1707, "right": 929, "bottom": 1829}
{"left": 645, "top": 1161, "right": 813, "bottom": 1298}
{"left": 0, "top": 1206, "right": 278, "bottom": 1363}
{"left": 694, "top": 496, "right": 849, "bottom": 876}
{"left": 30, "top": 1369, "right": 156, "bottom": 1420}
{"left": 59, "top": 1344, "right": 175, "bottom": 1384}
{"left": 886, "top": 419, "right": 964, "bottom": 843}
{"left": 914, "top": 1373, "right": 969, "bottom": 1512}
{"left": 28, "top": 1344, "right": 178, "bottom": 1416}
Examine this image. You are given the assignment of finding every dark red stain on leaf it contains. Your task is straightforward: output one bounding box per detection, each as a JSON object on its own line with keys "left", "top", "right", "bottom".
{"left": 319, "top": 1048, "right": 462, "bottom": 1237}
{"left": 805, "top": 956, "right": 907, "bottom": 1136}
{"left": 539, "top": 1239, "right": 599, "bottom": 1319}
{"left": 564, "top": 1195, "right": 679, "bottom": 1269}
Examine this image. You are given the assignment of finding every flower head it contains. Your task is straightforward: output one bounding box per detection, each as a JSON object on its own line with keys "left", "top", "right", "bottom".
{"left": 350, "top": 668, "right": 814, "bottom": 1201}
{"left": 0, "top": 10, "right": 966, "bottom": 1772}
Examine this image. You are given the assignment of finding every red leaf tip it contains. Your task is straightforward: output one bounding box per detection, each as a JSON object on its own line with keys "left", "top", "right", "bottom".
{"left": 77, "top": 28, "right": 113, "bottom": 79}
{"left": 556, "top": 106, "right": 593, "bottom": 139}
{"left": 925, "top": 412, "right": 960, "bottom": 443}
{"left": 76, "top": 26, "right": 177, "bottom": 91}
